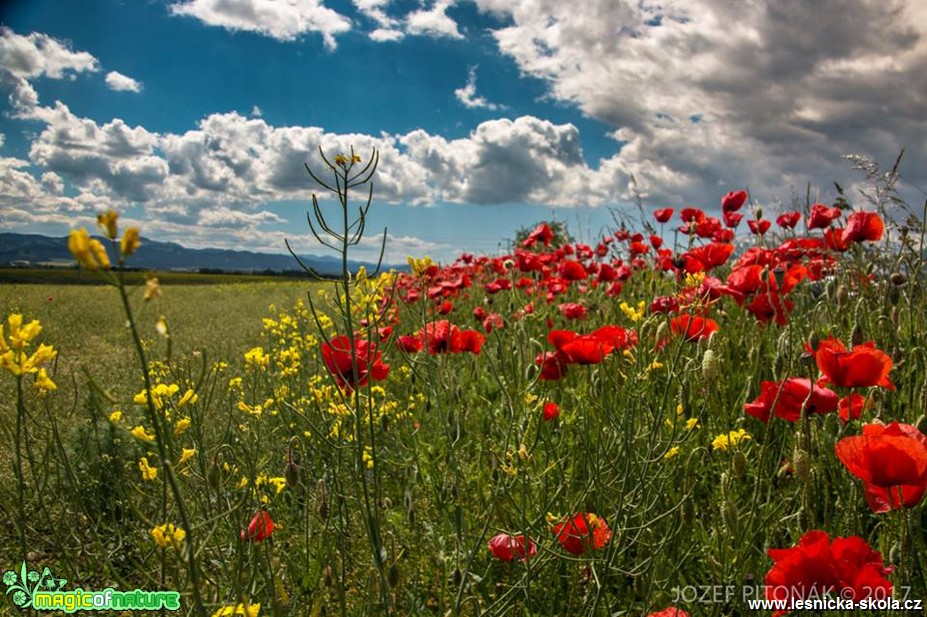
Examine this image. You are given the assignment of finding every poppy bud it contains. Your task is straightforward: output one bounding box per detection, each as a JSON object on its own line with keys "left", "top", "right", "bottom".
{"left": 772, "top": 266, "right": 785, "bottom": 291}
{"left": 753, "top": 206, "right": 763, "bottom": 219}
{"left": 836, "top": 285, "right": 848, "bottom": 306}
{"left": 851, "top": 324, "right": 864, "bottom": 347}
{"left": 388, "top": 563, "right": 399, "bottom": 588}
{"left": 733, "top": 451, "right": 746, "bottom": 479}
{"left": 792, "top": 448, "right": 811, "bottom": 481}
{"left": 323, "top": 565, "right": 333, "bottom": 588}
{"left": 808, "top": 333, "right": 820, "bottom": 352}
{"left": 702, "top": 349, "right": 720, "bottom": 382}
{"left": 206, "top": 458, "right": 221, "bottom": 490}
{"left": 889, "top": 543, "right": 901, "bottom": 567}
{"left": 888, "top": 285, "right": 900, "bottom": 306}
{"left": 824, "top": 278, "right": 836, "bottom": 301}
{"left": 452, "top": 568, "right": 462, "bottom": 587}
{"left": 722, "top": 501, "right": 739, "bottom": 535}
{"left": 890, "top": 272, "right": 907, "bottom": 286}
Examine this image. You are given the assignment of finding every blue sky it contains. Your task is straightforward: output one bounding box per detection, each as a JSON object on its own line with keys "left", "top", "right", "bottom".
{"left": 1, "top": 0, "right": 925, "bottom": 263}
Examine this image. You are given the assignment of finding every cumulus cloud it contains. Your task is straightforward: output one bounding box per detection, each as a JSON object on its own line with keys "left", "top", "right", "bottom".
{"left": 0, "top": 27, "right": 99, "bottom": 79}
{"left": 455, "top": 66, "right": 504, "bottom": 111}
{"left": 169, "top": 0, "right": 352, "bottom": 49}
{"left": 406, "top": 0, "right": 463, "bottom": 39}
{"left": 105, "top": 71, "right": 143, "bottom": 92}
{"left": 473, "top": 0, "right": 927, "bottom": 208}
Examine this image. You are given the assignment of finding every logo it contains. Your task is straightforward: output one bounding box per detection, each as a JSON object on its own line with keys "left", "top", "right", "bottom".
{"left": 3, "top": 562, "right": 179, "bottom": 613}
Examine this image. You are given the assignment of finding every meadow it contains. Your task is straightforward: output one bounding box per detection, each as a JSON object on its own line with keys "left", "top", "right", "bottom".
{"left": 1, "top": 152, "right": 926, "bottom": 617}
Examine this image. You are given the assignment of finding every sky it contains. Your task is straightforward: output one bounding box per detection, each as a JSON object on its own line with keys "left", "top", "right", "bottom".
{"left": 1, "top": 0, "right": 925, "bottom": 264}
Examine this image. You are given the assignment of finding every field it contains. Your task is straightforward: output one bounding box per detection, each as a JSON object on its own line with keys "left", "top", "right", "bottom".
{"left": 2, "top": 162, "right": 927, "bottom": 617}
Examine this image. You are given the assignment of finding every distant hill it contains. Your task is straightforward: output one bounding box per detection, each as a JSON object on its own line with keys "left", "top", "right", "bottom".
{"left": 0, "top": 232, "right": 399, "bottom": 276}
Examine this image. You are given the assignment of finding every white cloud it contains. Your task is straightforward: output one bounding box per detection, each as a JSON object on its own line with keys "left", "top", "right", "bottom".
{"left": 454, "top": 66, "right": 503, "bottom": 111}
{"left": 0, "top": 27, "right": 99, "bottom": 80}
{"left": 250, "top": 105, "right": 263, "bottom": 117}
{"left": 406, "top": 0, "right": 463, "bottom": 39}
{"left": 105, "top": 71, "right": 143, "bottom": 93}
{"left": 169, "top": 0, "right": 352, "bottom": 50}
{"left": 472, "top": 0, "right": 927, "bottom": 207}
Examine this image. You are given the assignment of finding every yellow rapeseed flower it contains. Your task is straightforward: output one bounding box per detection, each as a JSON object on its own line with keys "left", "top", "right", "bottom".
{"left": 68, "top": 228, "right": 110, "bottom": 270}
{"left": 178, "top": 389, "right": 198, "bottom": 408}
{"left": 664, "top": 446, "right": 681, "bottom": 460}
{"left": 109, "top": 410, "right": 123, "bottom": 423}
{"left": 33, "top": 368, "right": 56, "bottom": 394}
{"left": 151, "top": 523, "right": 186, "bottom": 550}
{"left": 712, "top": 428, "right": 752, "bottom": 451}
{"left": 178, "top": 448, "right": 196, "bottom": 465}
{"left": 174, "top": 417, "right": 191, "bottom": 436}
{"left": 211, "top": 603, "right": 260, "bottom": 617}
{"left": 120, "top": 226, "right": 140, "bottom": 257}
{"left": 144, "top": 276, "right": 161, "bottom": 301}
{"left": 139, "top": 456, "right": 158, "bottom": 481}
{"left": 97, "top": 210, "right": 119, "bottom": 239}
{"left": 131, "top": 425, "right": 155, "bottom": 442}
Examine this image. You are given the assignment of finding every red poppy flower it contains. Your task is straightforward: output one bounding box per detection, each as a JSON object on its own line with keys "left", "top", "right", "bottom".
{"left": 654, "top": 208, "right": 674, "bottom": 223}
{"left": 744, "top": 378, "right": 838, "bottom": 423}
{"left": 241, "top": 510, "right": 275, "bottom": 542}
{"left": 420, "top": 320, "right": 485, "bottom": 355}
{"left": 670, "top": 314, "right": 718, "bottom": 342}
{"left": 522, "top": 222, "right": 554, "bottom": 248}
{"left": 542, "top": 402, "right": 560, "bottom": 421}
{"left": 807, "top": 203, "right": 842, "bottom": 229}
{"left": 837, "top": 393, "right": 869, "bottom": 422}
{"left": 824, "top": 227, "right": 851, "bottom": 252}
{"left": 488, "top": 533, "right": 537, "bottom": 562}
{"left": 835, "top": 422, "right": 927, "bottom": 513}
{"left": 723, "top": 211, "right": 744, "bottom": 228}
{"left": 811, "top": 337, "right": 895, "bottom": 390}
{"left": 776, "top": 211, "right": 801, "bottom": 229}
{"left": 395, "top": 335, "right": 424, "bottom": 353}
{"left": 842, "top": 211, "right": 884, "bottom": 243}
{"left": 549, "top": 330, "right": 614, "bottom": 364}
{"left": 535, "top": 351, "right": 568, "bottom": 381}
{"left": 558, "top": 259, "right": 588, "bottom": 281}
{"left": 321, "top": 335, "right": 390, "bottom": 390}
{"left": 747, "top": 219, "right": 771, "bottom": 235}
{"left": 647, "top": 609, "right": 690, "bottom": 617}
{"left": 649, "top": 234, "right": 663, "bottom": 249}
{"left": 721, "top": 190, "right": 748, "bottom": 212}
{"left": 552, "top": 512, "right": 612, "bottom": 555}
{"left": 558, "top": 302, "right": 587, "bottom": 320}
{"left": 680, "top": 207, "right": 705, "bottom": 224}
{"left": 765, "top": 530, "right": 891, "bottom": 615}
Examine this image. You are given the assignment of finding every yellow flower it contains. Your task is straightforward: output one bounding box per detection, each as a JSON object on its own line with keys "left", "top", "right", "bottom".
{"left": 406, "top": 255, "right": 434, "bottom": 276}
{"left": 68, "top": 228, "right": 110, "bottom": 270}
{"left": 178, "top": 389, "right": 198, "bottom": 408}
{"left": 174, "top": 417, "right": 191, "bottom": 436}
{"left": 131, "top": 425, "right": 155, "bottom": 442}
{"left": 178, "top": 448, "right": 196, "bottom": 465}
{"left": 211, "top": 603, "right": 261, "bottom": 617}
{"left": 33, "top": 368, "right": 57, "bottom": 394}
{"left": 109, "top": 410, "right": 123, "bottom": 423}
{"left": 97, "top": 210, "right": 119, "bottom": 239}
{"left": 333, "top": 154, "right": 349, "bottom": 166}
{"left": 236, "top": 476, "right": 249, "bottom": 490}
{"left": 155, "top": 316, "right": 169, "bottom": 337}
{"left": 243, "top": 347, "right": 269, "bottom": 369}
{"left": 151, "top": 523, "right": 186, "bottom": 550}
{"left": 120, "top": 226, "right": 140, "bottom": 257}
{"left": 228, "top": 376, "right": 243, "bottom": 390}
{"left": 268, "top": 476, "right": 286, "bottom": 494}
{"left": 664, "top": 446, "right": 681, "bottom": 460}
{"left": 144, "top": 276, "right": 161, "bottom": 301}
{"left": 139, "top": 456, "right": 158, "bottom": 481}
{"left": 362, "top": 446, "right": 374, "bottom": 469}
{"left": 685, "top": 417, "right": 700, "bottom": 431}
{"left": 619, "top": 300, "right": 646, "bottom": 322}
{"left": 712, "top": 428, "right": 752, "bottom": 451}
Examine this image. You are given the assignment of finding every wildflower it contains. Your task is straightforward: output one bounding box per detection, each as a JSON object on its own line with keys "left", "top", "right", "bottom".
{"left": 744, "top": 378, "right": 838, "bottom": 423}
{"left": 131, "top": 425, "right": 156, "bottom": 442}
{"left": 120, "top": 226, "right": 141, "bottom": 257}
{"left": 139, "top": 457, "right": 158, "bottom": 481}
{"left": 68, "top": 228, "right": 110, "bottom": 270}
{"left": 321, "top": 335, "right": 390, "bottom": 390}
{"left": 109, "top": 410, "right": 123, "bottom": 423}
{"left": 711, "top": 429, "right": 752, "bottom": 451}
{"left": 178, "top": 389, "right": 198, "bottom": 408}
{"left": 664, "top": 446, "right": 681, "bottom": 460}
{"left": 488, "top": 533, "right": 537, "bottom": 562}
{"left": 835, "top": 422, "right": 927, "bottom": 513}
{"left": 542, "top": 402, "right": 560, "bottom": 422}
{"left": 838, "top": 393, "right": 869, "bottom": 422}
{"left": 33, "top": 368, "right": 57, "bottom": 394}
{"left": 552, "top": 512, "right": 612, "bottom": 555}
{"left": 807, "top": 203, "right": 842, "bottom": 229}
{"left": 174, "top": 417, "right": 191, "bottom": 435}
{"left": 810, "top": 337, "right": 894, "bottom": 390}
{"left": 653, "top": 208, "right": 674, "bottom": 223}
{"left": 841, "top": 211, "right": 884, "bottom": 243}
{"left": 764, "top": 530, "right": 892, "bottom": 614}
{"left": 178, "top": 448, "right": 196, "bottom": 465}
{"left": 243, "top": 347, "right": 270, "bottom": 369}
{"left": 670, "top": 314, "right": 718, "bottom": 342}
{"left": 151, "top": 523, "right": 186, "bottom": 550}
{"left": 211, "top": 603, "right": 261, "bottom": 617}
{"left": 240, "top": 510, "right": 275, "bottom": 542}
{"left": 521, "top": 222, "right": 555, "bottom": 248}
{"left": 721, "top": 190, "right": 748, "bottom": 212}
{"left": 97, "top": 209, "right": 119, "bottom": 239}
{"left": 144, "top": 276, "right": 161, "bottom": 301}
{"left": 776, "top": 211, "right": 801, "bottom": 229}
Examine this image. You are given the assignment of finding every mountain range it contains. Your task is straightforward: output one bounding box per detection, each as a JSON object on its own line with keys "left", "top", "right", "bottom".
{"left": 0, "top": 232, "right": 397, "bottom": 276}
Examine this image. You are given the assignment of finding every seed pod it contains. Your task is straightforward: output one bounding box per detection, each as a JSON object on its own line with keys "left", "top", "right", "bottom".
{"left": 206, "top": 457, "right": 221, "bottom": 490}
{"left": 388, "top": 563, "right": 399, "bottom": 588}
{"left": 888, "top": 285, "right": 901, "bottom": 306}
{"left": 890, "top": 272, "right": 907, "bottom": 286}
{"left": 824, "top": 278, "right": 836, "bottom": 301}
{"left": 733, "top": 451, "right": 747, "bottom": 480}
{"left": 851, "top": 323, "right": 864, "bottom": 347}
{"left": 722, "top": 501, "right": 739, "bottom": 535}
